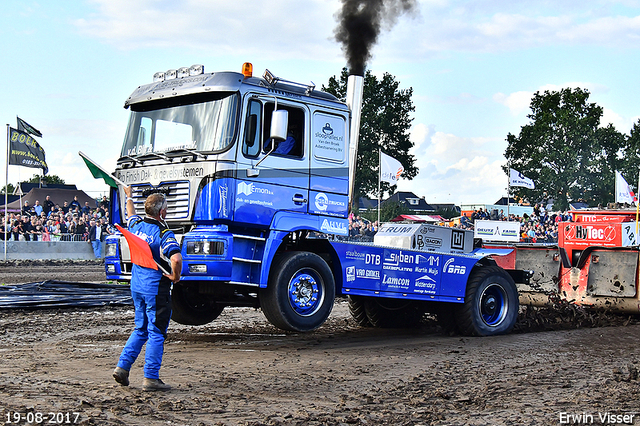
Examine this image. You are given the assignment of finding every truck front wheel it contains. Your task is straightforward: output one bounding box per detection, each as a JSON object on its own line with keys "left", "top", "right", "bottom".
{"left": 455, "top": 265, "right": 519, "bottom": 336}
{"left": 261, "top": 251, "right": 335, "bottom": 332}
{"left": 171, "top": 283, "right": 225, "bottom": 326}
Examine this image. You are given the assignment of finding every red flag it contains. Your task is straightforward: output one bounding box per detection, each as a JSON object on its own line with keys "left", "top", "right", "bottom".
{"left": 115, "top": 224, "right": 158, "bottom": 271}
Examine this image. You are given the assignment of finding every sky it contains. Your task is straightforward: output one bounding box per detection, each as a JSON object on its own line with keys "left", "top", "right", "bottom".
{"left": 2, "top": 0, "right": 640, "bottom": 207}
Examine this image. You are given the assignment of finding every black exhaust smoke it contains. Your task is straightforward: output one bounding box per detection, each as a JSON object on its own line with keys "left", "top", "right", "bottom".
{"left": 334, "top": 0, "right": 417, "bottom": 76}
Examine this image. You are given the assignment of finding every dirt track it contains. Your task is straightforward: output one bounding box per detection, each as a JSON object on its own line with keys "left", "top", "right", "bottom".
{"left": 1, "top": 261, "right": 639, "bottom": 425}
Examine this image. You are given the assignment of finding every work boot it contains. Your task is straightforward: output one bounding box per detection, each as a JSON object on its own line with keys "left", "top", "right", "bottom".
{"left": 142, "top": 378, "right": 172, "bottom": 392}
{"left": 113, "top": 367, "right": 130, "bottom": 386}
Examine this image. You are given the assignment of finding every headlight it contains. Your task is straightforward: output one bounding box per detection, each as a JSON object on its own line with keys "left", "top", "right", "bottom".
{"left": 105, "top": 243, "right": 118, "bottom": 258}
{"left": 106, "top": 264, "right": 116, "bottom": 273}
{"left": 186, "top": 240, "right": 224, "bottom": 255}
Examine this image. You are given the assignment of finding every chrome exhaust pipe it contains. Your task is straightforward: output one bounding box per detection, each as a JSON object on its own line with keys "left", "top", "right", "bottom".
{"left": 346, "top": 74, "right": 364, "bottom": 208}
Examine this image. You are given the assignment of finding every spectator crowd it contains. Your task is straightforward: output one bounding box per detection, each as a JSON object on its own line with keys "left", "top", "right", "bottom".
{"left": 458, "top": 203, "right": 571, "bottom": 243}
{"left": 0, "top": 194, "right": 114, "bottom": 257}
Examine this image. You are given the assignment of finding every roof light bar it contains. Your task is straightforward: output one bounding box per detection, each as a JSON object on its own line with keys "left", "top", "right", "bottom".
{"left": 177, "top": 67, "right": 190, "bottom": 78}
{"left": 165, "top": 69, "right": 177, "bottom": 80}
{"left": 189, "top": 64, "right": 204, "bottom": 76}
{"left": 153, "top": 64, "right": 205, "bottom": 82}
{"left": 153, "top": 72, "right": 165, "bottom": 82}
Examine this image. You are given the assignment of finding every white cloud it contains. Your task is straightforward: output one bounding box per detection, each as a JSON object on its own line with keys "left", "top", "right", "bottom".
{"left": 75, "top": 0, "right": 341, "bottom": 60}
{"left": 399, "top": 126, "right": 507, "bottom": 204}
{"left": 493, "top": 91, "right": 533, "bottom": 115}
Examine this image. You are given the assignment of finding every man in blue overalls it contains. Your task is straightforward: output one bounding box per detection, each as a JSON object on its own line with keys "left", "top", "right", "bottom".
{"left": 113, "top": 186, "right": 182, "bottom": 391}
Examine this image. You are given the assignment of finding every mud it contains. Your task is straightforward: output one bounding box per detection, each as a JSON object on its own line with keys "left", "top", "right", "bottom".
{"left": 0, "top": 261, "right": 639, "bottom": 425}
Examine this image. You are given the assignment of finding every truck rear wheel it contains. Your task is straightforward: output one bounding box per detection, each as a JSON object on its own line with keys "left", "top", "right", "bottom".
{"left": 171, "top": 283, "right": 225, "bottom": 326}
{"left": 348, "top": 295, "right": 371, "bottom": 327}
{"left": 455, "top": 265, "right": 519, "bottom": 336}
{"left": 260, "top": 251, "right": 335, "bottom": 332}
{"left": 364, "top": 298, "right": 423, "bottom": 328}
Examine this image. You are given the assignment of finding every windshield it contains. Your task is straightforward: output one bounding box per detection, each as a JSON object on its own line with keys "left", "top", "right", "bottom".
{"left": 121, "top": 92, "right": 239, "bottom": 157}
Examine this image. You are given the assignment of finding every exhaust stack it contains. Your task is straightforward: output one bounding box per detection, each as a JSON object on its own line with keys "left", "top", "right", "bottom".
{"left": 346, "top": 74, "right": 364, "bottom": 207}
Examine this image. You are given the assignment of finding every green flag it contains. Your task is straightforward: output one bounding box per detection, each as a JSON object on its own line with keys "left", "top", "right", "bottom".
{"left": 79, "top": 151, "right": 119, "bottom": 188}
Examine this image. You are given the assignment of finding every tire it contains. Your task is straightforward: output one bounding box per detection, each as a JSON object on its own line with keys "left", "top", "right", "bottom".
{"left": 171, "top": 283, "right": 225, "bottom": 326}
{"left": 260, "top": 251, "right": 335, "bottom": 332}
{"left": 455, "top": 265, "right": 519, "bottom": 336}
{"left": 363, "top": 298, "right": 423, "bottom": 328}
{"left": 348, "top": 295, "right": 371, "bottom": 327}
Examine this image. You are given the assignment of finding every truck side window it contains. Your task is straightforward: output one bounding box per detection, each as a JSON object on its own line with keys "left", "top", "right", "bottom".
{"left": 263, "top": 103, "right": 304, "bottom": 158}
{"left": 242, "top": 100, "right": 262, "bottom": 158}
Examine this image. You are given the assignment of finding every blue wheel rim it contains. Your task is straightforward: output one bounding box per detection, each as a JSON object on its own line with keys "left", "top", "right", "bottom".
{"left": 288, "top": 268, "right": 324, "bottom": 317}
{"left": 479, "top": 283, "right": 508, "bottom": 327}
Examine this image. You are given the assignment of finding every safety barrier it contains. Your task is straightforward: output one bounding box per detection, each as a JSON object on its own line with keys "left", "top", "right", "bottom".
{"left": 1, "top": 240, "right": 105, "bottom": 260}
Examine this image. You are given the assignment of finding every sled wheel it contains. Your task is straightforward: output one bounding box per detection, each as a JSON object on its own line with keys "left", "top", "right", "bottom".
{"left": 260, "top": 251, "right": 335, "bottom": 332}
{"left": 171, "top": 283, "right": 224, "bottom": 326}
{"left": 455, "top": 265, "right": 519, "bottom": 336}
{"left": 364, "top": 298, "right": 423, "bottom": 328}
{"left": 348, "top": 295, "right": 371, "bottom": 327}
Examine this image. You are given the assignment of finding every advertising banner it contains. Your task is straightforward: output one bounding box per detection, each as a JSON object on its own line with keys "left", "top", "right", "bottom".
{"left": 474, "top": 220, "right": 521, "bottom": 242}
{"left": 8, "top": 127, "right": 48, "bottom": 174}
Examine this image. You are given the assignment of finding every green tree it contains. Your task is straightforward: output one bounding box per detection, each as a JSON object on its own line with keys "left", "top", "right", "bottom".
{"left": 323, "top": 68, "right": 418, "bottom": 201}
{"left": 502, "top": 87, "right": 633, "bottom": 211}
{"left": 24, "top": 173, "right": 66, "bottom": 185}
{"left": 1, "top": 183, "right": 15, "bottom": 195}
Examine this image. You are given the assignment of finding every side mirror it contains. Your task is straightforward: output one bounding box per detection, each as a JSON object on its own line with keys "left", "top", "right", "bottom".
{"left": 270, "top": 110, "right": 288, "bottom": 141}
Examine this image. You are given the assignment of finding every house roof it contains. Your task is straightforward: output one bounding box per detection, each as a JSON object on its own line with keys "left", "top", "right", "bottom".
{"left": 2, "top": 188, "right": 96, "bottom": 213}
{"left": 384, "top": 191, "right": 435, "bottom": 212}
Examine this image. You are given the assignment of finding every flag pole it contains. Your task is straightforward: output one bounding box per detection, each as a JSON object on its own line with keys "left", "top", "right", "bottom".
{"left": 632, "top": 171, "right": 640, "bottom": 246}
{"left": 378, "top": 148, "right": 381, "bottom": 225}
{"left": 4, "top": 124, "right": 9, "bottom": 260}
{"left": 615, "top": 171, "right": 619, "bottom": 206}
{"left": 507, "top": 169, "right": 511, "bottom": 219}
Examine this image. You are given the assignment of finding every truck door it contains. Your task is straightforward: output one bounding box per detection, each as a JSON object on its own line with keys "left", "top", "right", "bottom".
{"left": 235, "top": 99, "right": 310, "bottom": 227}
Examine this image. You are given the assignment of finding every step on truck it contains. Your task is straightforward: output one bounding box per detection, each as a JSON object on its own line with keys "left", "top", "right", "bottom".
{"left": 104, "top": 63, "right": 529, "bottom": 335}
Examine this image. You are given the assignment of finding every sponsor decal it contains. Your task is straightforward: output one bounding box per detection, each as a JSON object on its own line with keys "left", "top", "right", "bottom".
{"left": 315, "top": 193, "right": 328, "bottom": 211}
{"left": 443, "top": 258, "right": 466, "bottom": 275}
{"left": 380, "top": 225, "right": 414, "bottom": 234}
{"left": 346, "top": 266, "right": 356, "bottom": 282}
{"left": 415, "top": 254, "right": 440, "bottom": 276}
{"left": 320, "top": 219, "right": 348, "bottom": 235}
{"left": 451, "top": 229, "right": 465, "bottom": 250}
{"left": 383, "top": 250, "right": 414, "bottom": 272}
{"left": 382, "top": 274, "right": 411, "bottom": 289}
{"left": 414, "top": 274, "right": 437, "bottom": 294}
{"left": 355, "top": 268, "right": 380, "bottom": 280}
{"left": 314, "top": 192, "right": 346, "bottom": 212}
{"left": 218, "top": 185, "right": 228, "bottom": 218}
{"left": 237, "top": 181, "right": 274, "bottom": 197}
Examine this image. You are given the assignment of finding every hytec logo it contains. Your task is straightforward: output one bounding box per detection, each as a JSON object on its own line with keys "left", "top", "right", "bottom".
{"left": 564, "top": 224, "right": 616, "bottom": 241}
{"left": 237, "top": 181, "right": 274, "bottom": 197}
{"left": 443, "top": 258, "right": 466, "bottom": 275}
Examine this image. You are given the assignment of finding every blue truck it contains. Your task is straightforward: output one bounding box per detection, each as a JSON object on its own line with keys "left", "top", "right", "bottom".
{"left": 105, "top": 63, "right": 526, "bottom": 335}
